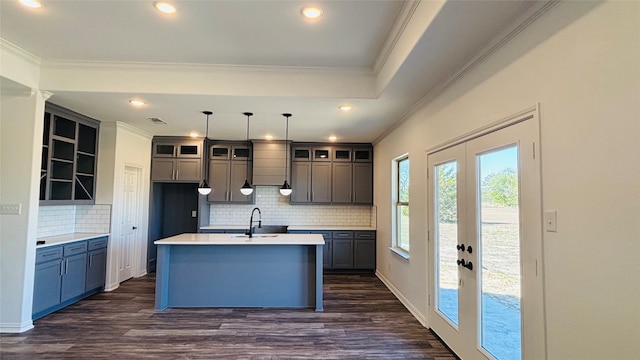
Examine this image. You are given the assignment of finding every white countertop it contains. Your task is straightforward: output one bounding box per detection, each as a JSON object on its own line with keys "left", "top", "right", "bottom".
{"left": 288, "top": 225, "right": 376, "bottom": 231}
{"left": 200, "top": 225, "right": 376, "bottom": 231}
{"left": 155, "top": 233, "right": 324, "bottom": 246}
{"left": 37, "top": 232, "right": 110, "bottom": 248}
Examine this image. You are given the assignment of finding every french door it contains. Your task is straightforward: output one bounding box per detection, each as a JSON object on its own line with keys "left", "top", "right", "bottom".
{"left": 427, "top": 115, "right": 545, "bottom": 360}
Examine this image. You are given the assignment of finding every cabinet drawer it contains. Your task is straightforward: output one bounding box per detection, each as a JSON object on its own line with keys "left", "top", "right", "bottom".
{"left": 310, "top": 231, "right": 332, "bottom": 239}
{"left": 332, "top": 231, "right": 353, "bottom": 239}
{"left": 36, "top": 246, "right": 63, "bottom": 264}
{"left": 354, "top": 231, "right": 376, "bottom": 239}
{"left": 88, "top": 237, "right": 108, "bottom": 251}
{"left": 63, "top": 241, "right": 87, "bottom": 256}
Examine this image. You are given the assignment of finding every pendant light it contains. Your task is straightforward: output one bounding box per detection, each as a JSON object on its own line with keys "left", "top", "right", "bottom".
{"left": 240, "top": 112, "right": 254, "bottom": 196}
{"left": 280, "top": 113, "right": 293, "bottom": 196}
{"left": 197, "top": 111, "right": 213, "bottom": 195}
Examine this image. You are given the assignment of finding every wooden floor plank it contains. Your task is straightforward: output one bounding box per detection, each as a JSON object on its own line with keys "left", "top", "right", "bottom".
{"left": 1, "top": 274, "right": 456, "bottom": 359}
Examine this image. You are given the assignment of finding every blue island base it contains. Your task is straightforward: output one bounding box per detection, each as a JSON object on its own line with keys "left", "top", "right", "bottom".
{"left": 155, "top": 243, "right": 323, "bottom": 311}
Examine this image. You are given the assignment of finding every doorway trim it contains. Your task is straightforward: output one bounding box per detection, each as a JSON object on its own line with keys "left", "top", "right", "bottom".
{"left": 120, "top": 164, "right": 145, "bottom": 283}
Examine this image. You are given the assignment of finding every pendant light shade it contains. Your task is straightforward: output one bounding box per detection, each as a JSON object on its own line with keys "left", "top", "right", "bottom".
{"left": 198, "top": 111, "right": 213, "bottom": 195}
{"left": 280, "top": 113, "right": 292, "bottom": 196}
{"left": 240, "top": 112, "right": 254, "bottom": 196}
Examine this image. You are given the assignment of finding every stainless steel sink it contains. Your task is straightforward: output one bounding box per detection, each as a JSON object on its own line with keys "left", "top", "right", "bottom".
{"left": 228, "top": 234, "right": 279, "bottom": 238}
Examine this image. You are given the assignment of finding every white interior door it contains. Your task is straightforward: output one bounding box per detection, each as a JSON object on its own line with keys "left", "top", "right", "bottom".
{"left": 118, "top": 165, "right": 141, "bottom": 282}
{"left": 428, "top": 115, "right": 545, "bottom": 360}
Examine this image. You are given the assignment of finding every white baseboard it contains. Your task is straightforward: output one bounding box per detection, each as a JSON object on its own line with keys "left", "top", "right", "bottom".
{"left": 104, "top": 282, "right": 119, "bottom": 292}
{"left": 376, "top": 270, "right": 428, "bottom": 328}
{"left": 0, "top": 320, "right": 34, "bottom": 333}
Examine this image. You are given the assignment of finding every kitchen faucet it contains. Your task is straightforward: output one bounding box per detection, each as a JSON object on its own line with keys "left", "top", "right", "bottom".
{"left": 245, "top": 207, "right": 262, "bottom": 238}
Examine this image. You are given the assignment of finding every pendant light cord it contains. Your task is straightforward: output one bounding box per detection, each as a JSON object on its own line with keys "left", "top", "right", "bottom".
{"left": 284, "top": 114, "right": 289, "bottom": 182}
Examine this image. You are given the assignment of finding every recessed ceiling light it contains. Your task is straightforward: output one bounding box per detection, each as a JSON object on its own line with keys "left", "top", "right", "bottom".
{"left": 338, "top": 105, "right": 352, "bottom": 112}
{"left": 154, "top": 2, "right": 176, "bottom": 14}
{"left": 265, "top": 134, "right": 274, "bottom": 140}
{"left": 328, "top": 135, "right": 337, "bottom": 142}
{"left": 129, "top": 99, "right": 146, "bottom": 107}
{"left": 18, "top": 0, "right": 42, "bottom": 8}
{"left": 189, "top": 132, "right": 199, "bottom": 138}
{"left": 301, "top": 6, "right": 323, "bottom": 19}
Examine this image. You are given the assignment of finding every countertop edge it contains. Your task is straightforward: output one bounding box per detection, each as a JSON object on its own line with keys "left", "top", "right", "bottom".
{"left": 200, "top": 225, "right": 376, "bottom": 231}
{"left": 155, "top": 233, "right": 324, "bottom": 246}
{"left": 37, "top": 233, "right": 110, "bottom": 248}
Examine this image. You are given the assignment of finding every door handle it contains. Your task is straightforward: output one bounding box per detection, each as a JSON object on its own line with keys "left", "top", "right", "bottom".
{"left": 132, "top": 226, "right": 137, "bottom": 230}
{"left": 457, "top": 258, "right": 473, "bottom": 271}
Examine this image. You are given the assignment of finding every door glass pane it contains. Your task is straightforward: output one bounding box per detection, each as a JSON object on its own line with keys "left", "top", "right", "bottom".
{"left": 478, "top": 145, "right": 521, "bottom": 360}
{"left": 435, "top": 161, "right": 458, "bottom": 325}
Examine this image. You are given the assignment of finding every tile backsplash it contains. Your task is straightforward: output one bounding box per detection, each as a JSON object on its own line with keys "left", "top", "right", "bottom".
{"left": 209, "top": 186, "right": 376, "bottom": 227}
{"left": 37, "top": 204, "right": 112, "bottom": 238}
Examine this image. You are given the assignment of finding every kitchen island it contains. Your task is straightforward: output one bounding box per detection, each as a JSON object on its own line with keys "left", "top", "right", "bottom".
{"left": 154, "top": 233, "right": 324, "bottom": 311}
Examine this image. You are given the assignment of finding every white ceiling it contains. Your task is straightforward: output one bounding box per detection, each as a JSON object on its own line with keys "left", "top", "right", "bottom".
{"left": 0, "top": 0, "right": 536, "bottom": 143}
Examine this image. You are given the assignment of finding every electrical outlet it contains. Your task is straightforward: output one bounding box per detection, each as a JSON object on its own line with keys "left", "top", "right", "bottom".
{"left": 0, "top": 204, "right": 21, "bottom": 215}
{"left": 544, "top": 210, "right": 557, "bottom": 232}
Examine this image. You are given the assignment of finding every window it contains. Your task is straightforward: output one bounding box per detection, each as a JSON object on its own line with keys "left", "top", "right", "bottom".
{"left": 394, "top": 156, "right": 410, "bottom": 254}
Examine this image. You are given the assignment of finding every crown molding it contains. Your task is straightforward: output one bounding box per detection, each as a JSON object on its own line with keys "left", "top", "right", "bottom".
{"left": 372, "top": 0, "right": 421, "bottom": 75}
{"left": 373, "top": 0, "right": 560, "bottom": 144}
{"left": 0, "top": 38, "right": 41, "bottom": 66}
{"left": 40, "top": 59, "right": 374, "bottom": 77}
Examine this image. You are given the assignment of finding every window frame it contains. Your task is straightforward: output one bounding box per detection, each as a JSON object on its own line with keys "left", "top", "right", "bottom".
{"left": 391, "top": 154, "right": 410, "bottom": 259}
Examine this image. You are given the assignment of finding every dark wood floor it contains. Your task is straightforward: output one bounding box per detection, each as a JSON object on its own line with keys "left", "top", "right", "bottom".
{"left": 1, "top": 274, "right": 456, "bottom": 359}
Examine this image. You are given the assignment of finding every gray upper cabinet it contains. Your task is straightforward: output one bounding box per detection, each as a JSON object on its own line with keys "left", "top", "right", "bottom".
{"left": 40, "top": 103, "right": 100, "bottom": 204}
{"left": 292, "top": 146, "right": 311, "bottom": 161}
{"left": 332, "top": 163, "right": 352, "bottom": 203}
{"left": 312, "top": 146, "right": 332, "bottom": 162}
{"left": 207, "top": 161, "right": 230, "bottom": 202}
{"left": 207, "top": 141, "right": 254, "bottom": 204}
{"left": 353, "top": 148, "right": 373, "bottom": 162}
{"left": 311, "top": 162, "right": 332, "bottom": 203}
{"left": 290, "top": 143, "right": 373, "bottom": 205}
{"left": 151, "top": 137, "right": 203, "bottom": 182}
{"left": 291, "top": 162, "right": 311, "bottom": 203}
{"left": 353, "top": 162, "right": 373, "bottom": 204}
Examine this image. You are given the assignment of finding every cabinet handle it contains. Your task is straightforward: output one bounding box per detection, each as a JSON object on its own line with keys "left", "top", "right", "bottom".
{"left": 60, "top": 260, "right": 64, "bottom": 275}
{"left": 176, "top": 169, "right": 179, "bottom": 179}
{"left": 89, "top": 253, "right": 93, "bottom": 267}
{"left": 65, "top": 259, "right": 69, "bottom": 274}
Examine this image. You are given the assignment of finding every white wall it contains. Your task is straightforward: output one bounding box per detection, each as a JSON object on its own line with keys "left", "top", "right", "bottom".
{"left": 0, "top": 88, "right": 47, "bottom": 332}
{"left": 374, "top": 2, "right": 640, "bottom": 359}
{"left": 104, "top": 122, "right": 151, "bottom": 290}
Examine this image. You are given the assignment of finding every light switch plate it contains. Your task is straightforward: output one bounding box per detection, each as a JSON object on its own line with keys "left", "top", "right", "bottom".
{"left": 0, "top": 203, "right": 21, "bottom": 215}
{"left": 544, "top": 210, "right": 557, "bottom": 232}
{"left": 191, "top": 210, "right": 197, "bottom": 218}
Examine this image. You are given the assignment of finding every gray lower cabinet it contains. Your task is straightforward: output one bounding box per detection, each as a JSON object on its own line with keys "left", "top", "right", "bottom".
{"left": 33, "top": 237, "right": 108, "bottom": 320}
{"left": 33, "top": 250, "right": 63, "bottom": 315}
{"left": 60, "top": 251, "right": 87, "bottom": 302}
{"left": 289, "top": 229, "right": 375, "bottom": 271}
{"left": 86, "top": 237, "right": 108, "bottom": 291}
